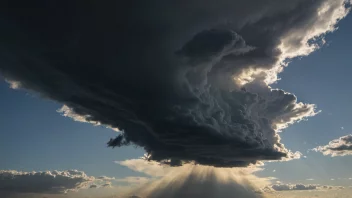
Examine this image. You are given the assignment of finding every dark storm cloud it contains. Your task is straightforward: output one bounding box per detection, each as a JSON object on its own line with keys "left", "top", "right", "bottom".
{"left": 0, "top": 0, "right": 350, "bottom": 167}
{"left": 313, "top": 134, "right": 352, "bottom": 156}
{"left": 0, "top": 170, "right": 94, "bottom": 194}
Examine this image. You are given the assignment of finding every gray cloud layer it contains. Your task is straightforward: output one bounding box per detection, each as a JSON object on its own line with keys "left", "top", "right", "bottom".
{"left": 266, "top": 183, "right": 345, "bottom": 192}
{"left": 0, "top": 170, "right": 94, "bottom": 194}
{"left": 0, "top": 0, "right": 350, "bottom": 167}
{"left": 313, "top": 134, "right": 352, "bottom": 156}
{"left": 270, "top": 183, "right": 317, "bottom": 191}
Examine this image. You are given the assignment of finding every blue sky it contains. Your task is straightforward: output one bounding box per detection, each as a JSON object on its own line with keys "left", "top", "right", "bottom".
{"left": 257, "top": 12, "right": 352, "bottom": 185}
{"left": 0, "top": 81, "right": 145, "bottom": 179}
{"left": 0, "top": 1, "right": 352, "bottom": 197}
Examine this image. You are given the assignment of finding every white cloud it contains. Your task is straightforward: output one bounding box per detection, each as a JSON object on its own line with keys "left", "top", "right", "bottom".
{"left": 5, "top": 79, "right": 21, "bottom": 89}
{"left": 313, "top": 134, "right": 352, "bottom": 156}
{"left": 267, "top": 183, "right": 345, "bottom": 192}
{"left": 0, "top": 170, "right": 94, "bottom": 194}
{"left": 0, "top": 170, "right": 140, "bottom": 198}
{"left": 57, "top": 105, "right": 120, "bottom": 132}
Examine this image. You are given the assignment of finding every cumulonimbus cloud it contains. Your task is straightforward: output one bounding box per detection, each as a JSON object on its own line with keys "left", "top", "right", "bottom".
{"left": 0, "top": 0, "right": 350, "bottom": 167}
{"left": 0, "top": 170, "right": 94, "bottom": 194}
{"left": 312, "top": 134, "right": 352, "bottom": 156}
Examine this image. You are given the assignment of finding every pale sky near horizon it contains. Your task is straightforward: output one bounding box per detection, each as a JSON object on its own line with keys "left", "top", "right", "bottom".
{"left": 1, "top": 1, "right": 352, "bottom": 198}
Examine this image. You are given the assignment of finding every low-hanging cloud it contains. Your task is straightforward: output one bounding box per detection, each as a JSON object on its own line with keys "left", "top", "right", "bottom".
{"left": 0, "top": 0, "right": 350, "bottom": 167}
{"left": 313, "top": 134, "right": 352, "bottom": 156}
{"left": 270, "top": 183, "right": 317, "bottom": 191}
{"left": 266, "top": 183, "right": 345, "bottom": 192}
{"left": 0, "top": 170, "right": 94, "bottom": 194}
{"left": 0, "top": 169, "right": 137, "bottom": 197}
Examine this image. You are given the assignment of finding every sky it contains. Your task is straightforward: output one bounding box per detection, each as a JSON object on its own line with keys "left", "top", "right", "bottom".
{"left": 0, "top": 0, "right": 352, "bottom": 198}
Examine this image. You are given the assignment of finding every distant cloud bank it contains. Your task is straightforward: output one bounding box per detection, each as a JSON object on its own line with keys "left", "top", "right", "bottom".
{"left": 265, "top": 183, "right": 345, "bottom": 192}
{"left": 0, "top": 169, "right": 122, "bottom": 196}
{"left": 0, "top": 170, "right": 94, "bottom": 194}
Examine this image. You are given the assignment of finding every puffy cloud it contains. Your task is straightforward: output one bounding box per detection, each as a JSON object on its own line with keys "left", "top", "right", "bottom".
{"left": 0, "top": 169, "right": 138, "bottom": 198}
{"left": 271, "top": 184, "right": 292, "bottom": 191}
{"left": 0, "top": 0, "right": 350, "bottom": 167}
{"left": 270, "top": 183, "right": 317, "bottom": 191}
{"left": 293, "top": 184, "right": 318, "bottom": 191}
{"left": 313, "top": 134, "right": 352, "bottom": 156}
{"left": 0, "top": 170, "right": 94, "bottom": 194}
{"left": 268, "top": 183, "right": 346, "bottom": 191}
